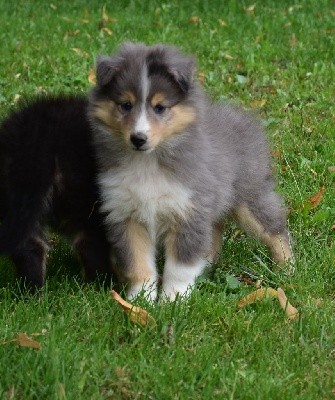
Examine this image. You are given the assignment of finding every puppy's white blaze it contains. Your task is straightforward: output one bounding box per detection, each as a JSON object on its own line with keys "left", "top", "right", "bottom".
{"left": 140, "top": 63, "right": 150, "bottom": 102}
{"left": 134, "top": 107, "right": 150, "bottom": 134}
{"left": 162, "top": 258, "right": 208, "bottom": 301}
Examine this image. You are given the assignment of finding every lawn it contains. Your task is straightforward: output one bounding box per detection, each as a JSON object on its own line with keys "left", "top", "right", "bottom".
{"left": 0, "top": 0, "right": 334, "bottom": 399}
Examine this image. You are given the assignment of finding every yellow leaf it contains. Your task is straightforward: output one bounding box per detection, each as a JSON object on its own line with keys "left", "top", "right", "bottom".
{"left": 88, "top": 68, "right": 96, "bottom": 84}
{"left": 102, "top": 27, "right": 113, "bottom": 36}
{"left": 250, "top": 99, "right": 267, "bottom": 108}
{"left": 218, "top": 19, "right": 227, "bottom": 26}
{"left": 238, "top": 287, "right": 278, "bottom": 308}
{"left": 198, "top": 71, "right": 206, "bottom": 84}
{"left": 277, "top": 288, "right": 299, "bottom": 321}
{"left": 224, "top": 54, "right": 234, "bottom": 60}
{"left": 111, "top": 290, "right": 156, "bottom": 326}
{"left": 246, "top": 4, "right": 256, "bottom": 14}
{"left": 71, "top": 48, "right": 89, "bottom": 58}
{"left": 189, "top": 16, "right": 201, "bottom": 24}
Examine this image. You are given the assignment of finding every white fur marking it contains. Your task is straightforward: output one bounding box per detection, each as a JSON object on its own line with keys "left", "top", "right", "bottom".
{"left": 133, "top": 64, "right": 151, "bottom": 134}
{"left": 99, "top": 154, "right": 193, "bottom": 240}
{"left": 140, "top": 63, "right": 150, "bottom": 102}
{"left": 134, "top": 107, "right": 150, "bottom": 134}
{"left": 162, "top": 258, "right": 208, "bottom": 301}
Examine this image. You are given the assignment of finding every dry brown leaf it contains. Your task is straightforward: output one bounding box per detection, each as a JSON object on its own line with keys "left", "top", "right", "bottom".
{"left": 328, "top": 166, "right": 335, "bottom": 173}
{"left": 111, "top": 290, "right": 156, "bottom": 326}
{"left": 250, "top": 99, "right": 267, "bottom": 108}
{"left": 307, "top": 186, "right": 325, "bottom": 209}
{"left": 88, "top": 68, "right": 96, "bottom": 84}
{"left": 1, "top": 333, "right": 41, "bottom": 350}
{"left": 238, "top": 287, "right": 278, "bottom": 308}
{"left": 277, "top": 288, "right": 299, "bottom": 321}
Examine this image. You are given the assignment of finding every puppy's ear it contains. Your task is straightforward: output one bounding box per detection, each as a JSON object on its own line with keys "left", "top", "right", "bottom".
{"left": 96, "top": 56, "right": 122, "bottom": 87}
{"left": 167, "top": 56, "right": 196, "bottom": 93}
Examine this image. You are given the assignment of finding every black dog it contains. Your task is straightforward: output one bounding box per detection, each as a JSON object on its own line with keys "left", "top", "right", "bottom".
{"left": 0, "top": 96, "right": 112, "bottom": 291}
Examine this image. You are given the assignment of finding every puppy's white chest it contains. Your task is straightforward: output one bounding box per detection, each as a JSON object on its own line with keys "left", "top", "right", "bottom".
{"left": 99, "top": 156, "right": 192, "bottom": 236}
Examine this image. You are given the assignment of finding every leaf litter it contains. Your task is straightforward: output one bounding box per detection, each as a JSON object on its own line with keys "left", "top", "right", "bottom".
{"left": 111, "top": 290, "right": 156, "bottom": 327}
{"left": 238, "top": 287, "right": 299, "bottom": 321}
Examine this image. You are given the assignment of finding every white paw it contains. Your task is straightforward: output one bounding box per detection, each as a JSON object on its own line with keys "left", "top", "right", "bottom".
{"left": 161, "top": 258, "right": 208, "bottom": 301}
{"left": 127, "top": 280, "right": 158, "bottom": 302}
{"left": 161, "top": 282, "right": 192, "bottom": 301}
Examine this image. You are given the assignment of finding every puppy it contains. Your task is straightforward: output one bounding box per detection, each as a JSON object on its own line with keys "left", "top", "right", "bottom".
{"left": 88, "top": 42, "right": 293, "bottom": 301}
{"left": 0, "top": 96, "right": 112, "bottom": 291}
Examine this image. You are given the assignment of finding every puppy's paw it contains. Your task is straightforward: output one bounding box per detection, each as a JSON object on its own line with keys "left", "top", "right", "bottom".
{"left": 127, "top": 280, "right": 158, "bottom": 302}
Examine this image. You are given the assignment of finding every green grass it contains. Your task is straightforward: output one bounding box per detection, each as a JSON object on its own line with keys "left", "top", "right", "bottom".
{"left": 0, "top": 0, "right": 334, "bottom": 399}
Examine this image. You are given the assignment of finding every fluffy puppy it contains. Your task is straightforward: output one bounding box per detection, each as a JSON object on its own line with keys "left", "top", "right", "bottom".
{"left": 0, "top": 96, "right": 112, "bottom": 291}
{"left": 88, "top": 42, "right": 293, "bottom": 301}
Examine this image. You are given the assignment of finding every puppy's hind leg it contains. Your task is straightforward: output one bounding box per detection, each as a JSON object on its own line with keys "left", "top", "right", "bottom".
{"left": 233, "top": 194, "right": 293, "bottom": 268}
{"left": 11, "top": 229, "right": 49, "bottom": 292}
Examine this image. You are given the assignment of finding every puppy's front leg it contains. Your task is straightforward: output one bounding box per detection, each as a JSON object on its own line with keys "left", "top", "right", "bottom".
{"left": 162, "top": 221, "right": 211, "bottom": 301}
{"left": 111, "top": 219, "right": 157, "bottom": 301}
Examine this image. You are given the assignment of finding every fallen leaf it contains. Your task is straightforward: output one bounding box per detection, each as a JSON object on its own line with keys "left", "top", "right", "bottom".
{"left": 290, "top": 33, "right": 297, "bottom": 48}
{"left": 277, "top": 288, "right": 299, "bottom": 320}
{"left": 102, "top": 27, "right": 113, "bottom": 36}
{"left": 218, "top": 19, "right": 227, "bottom": 26}
{"left": 328, "top": 166, "right": 335, "bottom": 173}
{"left": 238, "top": 287, "right": 278, "bottom": 308}
{"left": 1, "top": 333, "right": 41, "bottom": 350}
{"left": 71, "top": 48, "right": 89, "bottom": 58}
{"left": 245, "top": 4, "right": 256, "bottom": 14}
{"left": 272, "top": 148, "right": 282, "bottom": 159}
{"left": 250, "top": 99, "right": 267, "bottom": 108}
{"left": 224, "top": 54, "right": 234, "bottom": 60}
{"left": 111, "top": 290, "right": 156, "bottom": 326}
{"left": 189, "top": 16, "right": 201, "bottom": 24}
{"left": 13, "top": 94, "right": 21, "bottom": 103}
{"left": 198, "top": 71, "right": 206, "bottom": 85}
{"left": 88, "top": 68, "right": 96, "bottom": 84}
{"left": 306, "top": 186, "right": 325, "bottom": 209}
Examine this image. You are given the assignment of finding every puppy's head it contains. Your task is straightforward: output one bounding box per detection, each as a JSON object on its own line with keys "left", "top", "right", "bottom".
{"left": 90, "top": 42, "right": 197, "bottom": 152}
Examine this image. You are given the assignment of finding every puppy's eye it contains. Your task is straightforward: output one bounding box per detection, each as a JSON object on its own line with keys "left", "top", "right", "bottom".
{"left": 153, "top": 104, "right": 166, "bottom": 114}
{"left": 119, "top": 102, "right": 133, "bottom": 112}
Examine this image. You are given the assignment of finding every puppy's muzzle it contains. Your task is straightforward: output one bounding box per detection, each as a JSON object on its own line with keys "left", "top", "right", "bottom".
{"left": 130, "top": 132, "right": 148, "bottom": 150}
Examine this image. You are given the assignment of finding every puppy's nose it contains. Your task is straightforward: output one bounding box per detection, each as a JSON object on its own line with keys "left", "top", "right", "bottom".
{"left": 130, "top": 132, "right": 147, "bottom": 149}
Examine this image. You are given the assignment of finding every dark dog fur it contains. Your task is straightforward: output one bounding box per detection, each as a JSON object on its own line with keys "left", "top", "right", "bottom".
{"left": 0, "top": 96, "right": 112, "bottom": 290}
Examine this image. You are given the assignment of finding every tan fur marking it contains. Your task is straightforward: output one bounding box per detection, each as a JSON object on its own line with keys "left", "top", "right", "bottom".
{"left": 151, "top": 92, "right": 166, "bottom": 106}
{"left": 149, "top": 105, "right": 196, "bottom": 148}
{"left": 208, "top": 222, "right": 225, "bottom": 263}
{"left": 92, "top": 101, "right": 132, "bottom": 142}
{"left": 119, "top": 91, "right": 136, "bottom": 104}
{"left": 234, "top": 204, "right": 293, "bottom": 266}
{"left": 125, "top": 220, "right": 155, "bottom": 286}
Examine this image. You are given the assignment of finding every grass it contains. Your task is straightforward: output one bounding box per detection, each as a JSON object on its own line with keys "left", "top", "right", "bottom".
{"left": 0, "top": 0, "right": 334, "bottom": 398}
